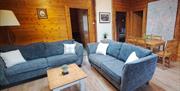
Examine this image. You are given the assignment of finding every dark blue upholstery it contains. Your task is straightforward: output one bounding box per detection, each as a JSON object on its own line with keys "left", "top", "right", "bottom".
{"left": 0, "top": 45, "right": 21, "bottom": 52}
{"left": 0, "top": 40, "right": 83, "bottom": 86}
{"left": 89, "top": 54, "right": 116, "bottom": 67}
{"left": 0, "top": 57, "right": 8, "bottom": 86}
{"left": 118, "top": 43, "right": 152, "bottom": 62}
{"left": 121, "top": 54, "right": 157, "bottom": 91}
{"left": 107, "top": 41, "right": 122, "bottom": 58}
{"left": 75, "top": 42, "right": 84, "bottom": 65}
{"left": 101, "top": 59, "right": 124, "bottom": 84}
{"left": 87, "top": 41, "right": 157, "bottom": 91}
{"left": 63, "top": 39, "right": 75, "bottom": 44}
{"left": 7, "top": 69, "right": 46, "bottom": 84}
{"left": 19, "top": 43, "right": 46, "bottom": 60}
{"left": 47, "top": 54, "right": 78, "bottom": 67}
{"left": 87, "top": 43, "right": 99, "bottom": 54}
{"left": 5, "top": 58, "right": 48, "bottom": 76}
{"left": 44, "top": 41, "right": 64, "bottom": 57}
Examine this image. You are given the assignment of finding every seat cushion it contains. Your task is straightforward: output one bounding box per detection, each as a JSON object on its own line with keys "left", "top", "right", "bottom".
{"left": 101, "top": 60, "right": 125, "bottom": 84}
{"left": 107, "top": 41, "right": 122, "bottom": 58}
{"left": 44, "top": 41, "right": 64, "bottom": 57}
{"left": 19, "top": 43, "right": 46, "bottom": 60}
{"left": 89, "top": 54, "right": 116, "bottom": 68}
{"left": 47, "top": 54, "right": 78, "bottom": 67}
{"left": 5, "top": 58, "right": 48, "bottom": 76}
{"left": 118, "top": 43, "right": 152, "bottom": 62}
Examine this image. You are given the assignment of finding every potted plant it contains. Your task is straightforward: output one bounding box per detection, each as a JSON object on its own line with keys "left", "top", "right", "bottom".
{"left": 103, "top": 33, "right": 108, "bottom": 39}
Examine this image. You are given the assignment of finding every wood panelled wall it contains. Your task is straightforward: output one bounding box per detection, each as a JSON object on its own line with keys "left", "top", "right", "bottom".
{"left": 112, "top": 0, "right": 130, "bottom": 40}
{"left": 0, "top": 0, "right": 96, "bottom": 45}
{"left": 175, "top": 0, "right": 180, "bottom": 60}
{"left": 112, "top": 0, "right": 148, "bottom": 40}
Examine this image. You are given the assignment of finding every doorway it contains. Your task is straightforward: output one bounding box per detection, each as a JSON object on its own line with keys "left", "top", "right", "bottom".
{"left": 70, "top": 8, "right": 89, "bottom": 46}
{"left": 116, "top": 12, "right": 126, "bottom": 42}
{"left": 132, "top": 11, "right": 143, "bottom": 37}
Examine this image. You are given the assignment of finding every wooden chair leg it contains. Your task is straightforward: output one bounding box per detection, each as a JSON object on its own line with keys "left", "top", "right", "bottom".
{"left": 165, "top": 57, "right": 170, "bottom": 68}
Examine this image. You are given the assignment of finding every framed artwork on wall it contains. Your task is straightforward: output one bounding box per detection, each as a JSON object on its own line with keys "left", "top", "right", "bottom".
{"left": 37, "top": 8, "right": 48, "bottom": 19}
{"left": 99, "top": 12, "right": 110, "bottom": 23}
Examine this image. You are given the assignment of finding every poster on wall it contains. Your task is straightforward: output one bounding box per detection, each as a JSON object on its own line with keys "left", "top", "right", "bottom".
{"left": 146, "top": 0, "right": 178, "bottom": 41}
{"left": 99, "top": 12, "right": 110, "bottom": 23}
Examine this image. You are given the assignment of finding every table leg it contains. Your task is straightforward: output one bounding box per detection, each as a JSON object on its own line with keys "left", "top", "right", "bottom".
{"left": 80, "top": 79, "right": 86, "bottom": 91}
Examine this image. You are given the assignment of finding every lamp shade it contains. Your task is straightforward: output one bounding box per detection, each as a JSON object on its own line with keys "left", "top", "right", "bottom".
{"left": 0, "top": 10, "right": 20, "bottom": 26}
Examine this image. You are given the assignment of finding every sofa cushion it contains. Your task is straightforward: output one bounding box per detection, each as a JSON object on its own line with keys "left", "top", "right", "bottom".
{"left": 89, "top": 54, "right": 116, "bottom": 68}
{"left": 96, "top": 43, "right": 109, "bottom": 55}
{"left": 0, "top": 45, "right": 22, "bottom": 52}
{"left": 0, "top": 50, "right": 26, "bottom": 68}
{"left": 5, "top": 58, "right": 48, "bottom": 76}
{"left": 44, "top": 41, "right": 64, "bottom": 57}
{"left": 101, "top": 59, "right": 125, "bottom": 84}
{"left": 19, "top": 43, "right": 46, "bottom": 60}
{"left": 118, "top": 43, "right": 152, "bottom": 62}
{"left": 107, "top": 41, "right": 122, "bottom": 58}
{"left": 63, "top": 40, "right": 75, "bottom": 44}
{"left": 47, "top": 54, "right": 78, "bottom": 67}
{"left": 87, "top": 43, "right": 99, "bottom": 54}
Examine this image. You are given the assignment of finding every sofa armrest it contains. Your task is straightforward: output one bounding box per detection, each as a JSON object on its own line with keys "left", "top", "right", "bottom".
{"left": 0, "top": 57, "right": 9, "bottom": 86}
{"left": 120, "top": 54, "right": 157, "bottom": 91}
{"left": 86, "top": 43, "right": 98, "bottom": 54}
{"left": 75, "top": 42, "right": 84, "bottom": 65}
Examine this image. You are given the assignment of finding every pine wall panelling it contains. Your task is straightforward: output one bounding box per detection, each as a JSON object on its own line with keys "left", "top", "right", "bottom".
{"left": 129, "top": 0, "right": 148, "bottom": 38}
{"left": 174, "top": 0, "right": 180, "bottom": 61}
{"left": 0, "top": 0, "right": 96, "bottom": 45}
{"left": 177, "top": 1, "right": 180, "bottom": 61}
{"left": 112, "top": 0, "right": 130, "bottom": 40}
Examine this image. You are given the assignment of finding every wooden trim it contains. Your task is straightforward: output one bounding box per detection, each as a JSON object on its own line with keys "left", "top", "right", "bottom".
{"left": 112, "top": 0, "right": 130, "bottom": 41}
{"left": 112, "top": 10, "right": 130, "bottom": 41}
{"left": 142, "top": 7, "right": 147, "bottom": 37}
{"left": 64, "top": 1, "right": 96, "bottom": 43}
{"left": 65, "top": 5, "right": 73, "bottom": 39}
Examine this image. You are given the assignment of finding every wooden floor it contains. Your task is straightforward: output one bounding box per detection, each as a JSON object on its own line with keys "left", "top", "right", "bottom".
{"left": 1, "top": 55, "right": 180, "bottom": 91}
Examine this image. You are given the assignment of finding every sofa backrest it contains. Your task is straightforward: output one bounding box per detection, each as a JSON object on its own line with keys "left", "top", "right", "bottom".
{"left": 87, "top": 41, "right": 152, "bottom": 62}
{"left": 106, "top": 41, "right": 123, "bottom": 58}
{"left": 0, "top": 45, "right": 21, "bottom": 52}
{"left": 0, "top": 40, "right": 75, "bottom": 60}
{"left": 118, "top": 43, "right": 152, "bottom": 62}
{"left": 0, "top": 43, "right": 46, "bottom": 60}
{"left": 44, "top": 40, "right": 74, "bottom": 57}
{"left": 19, "top": 43, "right": 46, "bottom": 60}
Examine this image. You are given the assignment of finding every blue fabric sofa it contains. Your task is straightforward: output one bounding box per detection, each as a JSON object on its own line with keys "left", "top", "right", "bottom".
{"left": 0, "top": 40, "right": 83, "bottom": 87}
{"left": 87, "top": 41, "right": 157, "bottom": 91}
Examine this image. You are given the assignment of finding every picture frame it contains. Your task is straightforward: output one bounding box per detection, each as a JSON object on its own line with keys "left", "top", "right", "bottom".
{"left": 37, "top": 8, "right": 48, "bottom": 19}
{"left": 99, "top": 12, "right": 110, "bottom": 23}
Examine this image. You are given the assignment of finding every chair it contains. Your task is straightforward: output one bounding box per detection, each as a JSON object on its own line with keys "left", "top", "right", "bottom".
{"left": 151, "top": 35, "right": 162, "bottom": 40}
{"left": 144, "top": 34, "right": 152, "bottom": 40}
{"left": 151, "top": 35, "right": 163, "bottom": 52}
{"left": 156, "top": 39, "right": 178, "bottom": 67}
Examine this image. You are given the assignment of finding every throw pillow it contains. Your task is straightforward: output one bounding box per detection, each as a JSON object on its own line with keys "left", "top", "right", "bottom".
{"left": 125, "top": 52, "right": 139, "bottom": 64}
{"left": 96, "top": 43, "right": 109, "bottom": 55}
{"left": 64, "top": 43, "right": 76, "bottom": 54}
{"left": 0, "top": 50, "right": 26, "bottom": 68}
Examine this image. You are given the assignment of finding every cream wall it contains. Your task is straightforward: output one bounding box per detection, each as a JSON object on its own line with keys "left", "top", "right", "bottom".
{"left": 95, "top": 0, "right": 112, "bottom": 42}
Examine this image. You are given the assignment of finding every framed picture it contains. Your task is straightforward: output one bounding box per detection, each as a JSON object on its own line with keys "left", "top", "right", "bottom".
{"left": 99, "top": 12, "right": 110, "bottom": 23}
{"left": 37, "top": 8, "right": 48, "bottom": 19}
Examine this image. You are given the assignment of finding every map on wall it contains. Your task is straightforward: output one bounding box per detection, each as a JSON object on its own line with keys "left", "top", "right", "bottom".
{"left": 146, "top": 0, "right": 178, "bottom": 41}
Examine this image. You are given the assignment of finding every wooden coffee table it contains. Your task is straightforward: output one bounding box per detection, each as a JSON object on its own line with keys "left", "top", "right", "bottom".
{"left": 47, "top": 64, "right": 87, "bottom": 91}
